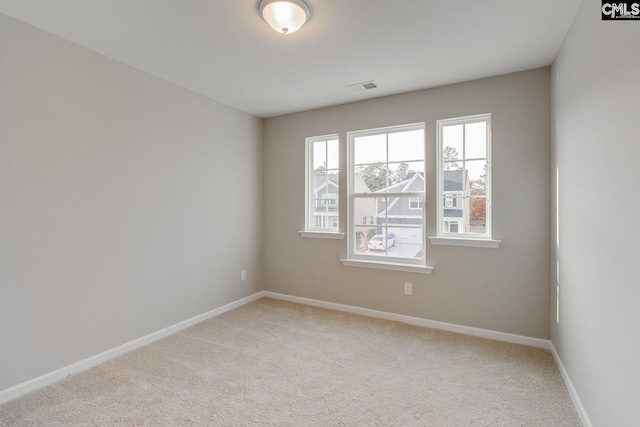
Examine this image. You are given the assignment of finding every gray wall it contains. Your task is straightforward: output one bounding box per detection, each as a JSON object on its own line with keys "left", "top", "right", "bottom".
{"left": 0, "top": 14, "right": 262, "bottom": 391}
{"left": 551, "top": 1, "right": 640, "bottom": 425}
{"left": 263, "top": 68, "right": 551, "bottom": 339}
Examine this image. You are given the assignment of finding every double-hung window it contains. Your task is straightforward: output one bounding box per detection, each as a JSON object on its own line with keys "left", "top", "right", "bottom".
{"left": 305, "top": 135, "right": 340, "bottom": 234}
{"left": 436, "top": 114, "right": 493, "bottom": 241}
{"left": 346, "top": 123, "right": 426, "bottom": 266}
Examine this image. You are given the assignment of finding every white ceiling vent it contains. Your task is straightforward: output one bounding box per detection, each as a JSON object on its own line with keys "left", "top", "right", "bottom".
{"left": 347, "top": 81, "right": 377, "bottom": 92}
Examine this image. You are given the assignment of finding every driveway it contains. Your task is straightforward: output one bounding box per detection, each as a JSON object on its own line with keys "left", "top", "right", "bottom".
{"left": 366, "top": 243, "right": 422, "bottom": 259}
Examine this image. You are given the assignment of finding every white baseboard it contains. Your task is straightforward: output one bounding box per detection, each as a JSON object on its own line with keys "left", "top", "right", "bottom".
{"left": 549, "top": 343, "right": 593, "bottom": 427}
{"left": 1, "top": 289, "right": 590, "bottom": 427}
{"left": 262, "top": 291, "right": 551, "bottom": 349}
{"left": 0, "top": 291, "right": 265, "bottom": 405}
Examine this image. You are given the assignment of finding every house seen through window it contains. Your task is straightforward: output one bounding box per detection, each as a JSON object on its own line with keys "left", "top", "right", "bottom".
{"left": 348, "top": 123, "right": 425, "bottom": 264}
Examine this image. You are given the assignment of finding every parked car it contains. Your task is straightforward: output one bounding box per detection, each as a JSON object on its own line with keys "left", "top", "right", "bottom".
{"left": 368, "top": 233, "right": 396, "bottom": 250}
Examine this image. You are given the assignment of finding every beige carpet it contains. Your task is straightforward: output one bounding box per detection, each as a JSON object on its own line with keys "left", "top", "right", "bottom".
{"left": 0, "top": 298, "right": 580, "bottom": 426}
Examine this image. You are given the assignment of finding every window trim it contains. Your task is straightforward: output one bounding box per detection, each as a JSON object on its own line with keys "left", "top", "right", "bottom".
{"left": 436, "top": 113, "right": 493, "bottom": 240}
{"left": 340, "top": 258, "right": 433, "bottom": 274}
{"left": 429, "top": 236, "right": 501, "bottom": 248}
{"left": 346, "top": 122, "right": 428, "bottom": 268}
{"left": 303, "top": 134, "right": 340, "bottom": 236}
{"left": 299, "top": 230, "right": 345, "bottom": 239}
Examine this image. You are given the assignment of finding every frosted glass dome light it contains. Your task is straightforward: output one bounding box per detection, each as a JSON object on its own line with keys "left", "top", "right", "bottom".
{"left": 258, "top": 0, "right": 312, "bottom": 35}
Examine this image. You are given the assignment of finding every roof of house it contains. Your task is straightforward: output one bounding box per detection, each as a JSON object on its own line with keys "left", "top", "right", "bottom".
{"left": 374, "top": 171, "right": 424, "bottom": 195}
{"left": 373, "top": 172, "right": 424, "bottom": 217}
{"left": 443, "top": 170, "right": 467, "bottom": 192}
{"left": 313, "top": 174, "right": 339, "bottom": 193}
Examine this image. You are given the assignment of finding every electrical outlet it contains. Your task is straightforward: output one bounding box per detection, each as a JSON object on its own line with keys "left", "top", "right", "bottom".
{"left": 241, "top": 270, "right": 247, "bottom": 281}
{"left": 404, "top": 282, "right": 412, "bottom": 295}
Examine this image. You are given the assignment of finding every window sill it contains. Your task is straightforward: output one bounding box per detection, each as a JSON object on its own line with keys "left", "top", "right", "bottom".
{"left": 298, "top": 231, "right": 345, "bottom": 239}
{"left": 340, "top": 259, "right": 433, "bottom": 274}
{"left": 428, "top": 237, "right": 501, "bottom": 248}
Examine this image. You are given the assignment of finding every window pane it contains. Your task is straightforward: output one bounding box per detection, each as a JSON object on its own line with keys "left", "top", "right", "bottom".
{"left": 354, "top": 225, "right": 379, "bottom": 255}
{"left": 354, "top": 197, "right": 377, "bottom": 227}
{"left": 468, "top": 197, "right": 487, "bottom": 234}
{"left": 354, "top": 163, "right": 389, "bottom": 193}
{"left": 443, "top": 197, "right": 464, "bottom": 233}
{"left": 388, "top": 129, "right": 424, "bottom": 162}
{"left": 312, "top": 140, "right": 326, "bottom": 170}
{"left": 354, "top": 134, "right": 386, "bottom": 165}
{"left": 388, "top": 161, "right": 424, "bottom": 188}
{"left": 329, "top": 173, "right": 339, "bottom": 191}
{"left": 327, "top": 138, "right": 339, "bottom": 169}
{"left": 442, "top": 169, "right": 465, "bottom": 196}
{"left": 310, "top": 175, "right": 339, "bottom": 230}
{"left": 354, "top": 196, "right": 381, "bottom": 255}
{"left": 442, "top": 124, "right": 463, "bottom": 161}
{"left": 312, "top": 174, "right": 327, "bottom": 196}
{"left": 465, "top": 122, "right": 487, "bottom": 159}
{"left": 356, "top": 196, "right": 423, "bottom": 259}
{"left": 466, "top": 160, "right": 487, "bottom": 196}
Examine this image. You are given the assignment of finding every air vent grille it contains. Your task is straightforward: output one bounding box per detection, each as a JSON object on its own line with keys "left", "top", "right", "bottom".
{"left": 347, "top": 81, "right": 377, "bottom": 92}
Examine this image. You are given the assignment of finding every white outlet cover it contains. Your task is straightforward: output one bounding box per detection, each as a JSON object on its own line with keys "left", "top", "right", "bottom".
{"left": 404, "top": 282, "right": 412, "bottom": 295}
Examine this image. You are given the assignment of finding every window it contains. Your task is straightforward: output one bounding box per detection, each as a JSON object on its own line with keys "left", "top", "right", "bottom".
{"left": 409, "top": 197, "right": 423, "bottom": 209}
{"left": 347, "top": 123, "right": 426, "bottom": 265}
{"left": 436, "top": 114, "right": 491, "bottom": 239}
{"left": 305, "top": 135, "right": 340, "bottom": 233}
{"left": 444, "top": 220, "right": 461, "bottom": 233}
{"left": 444, "top": 197, "right": 454, "bottom": 208}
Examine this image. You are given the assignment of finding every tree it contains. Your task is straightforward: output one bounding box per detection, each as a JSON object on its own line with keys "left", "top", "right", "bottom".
{"left": 469, "top": 197, "right": 486, "bottom": 224}
{"left": 357, "top": 162, "right": 388, "bottom": 192}
{"left": 357, "top": 161, "right": 417, "bottom": 192}
{"left": 393, "top": 162, "right": 410, "bottom": 183}
{"left": 470, "top": 163, "right": 487, "bottom": 193}
{"left": 443, "top": 146, "right": 460, "bottom": 171}
{"left": 469, "top": 164, "right": 487, "bottom": 229}
{"left": 313, "top": 161, "right": 327, "bottom": 175}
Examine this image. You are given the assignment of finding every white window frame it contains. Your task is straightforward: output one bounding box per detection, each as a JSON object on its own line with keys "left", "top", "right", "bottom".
{"left": 434, "top": 113, "right": 496, "bottom": 244}
{"left": 301, "top": 134, "right": 344, "bottom": 239}
{"left": 343, "top": 123, "right": 431, "bottom": 273}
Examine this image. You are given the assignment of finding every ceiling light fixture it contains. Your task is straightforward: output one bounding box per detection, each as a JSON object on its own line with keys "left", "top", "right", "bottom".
{"left": 258, "top": 0, "right": 312, "bottom": 35}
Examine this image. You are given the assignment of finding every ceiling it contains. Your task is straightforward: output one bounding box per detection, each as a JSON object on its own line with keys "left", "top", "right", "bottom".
{"left": 0, "top": 0, "right": 583, "bottom": 118}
